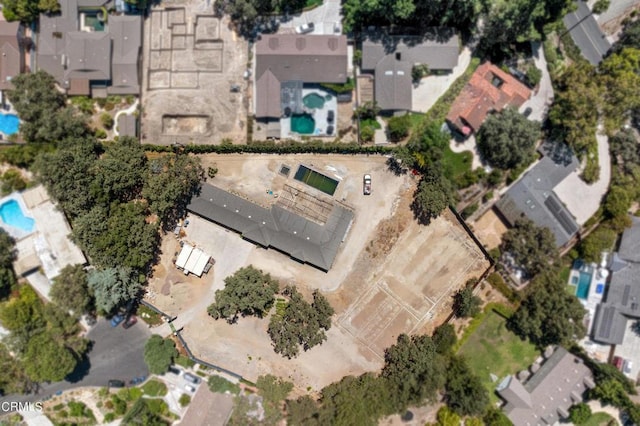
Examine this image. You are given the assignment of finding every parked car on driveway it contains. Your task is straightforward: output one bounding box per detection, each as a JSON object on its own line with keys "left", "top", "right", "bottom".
{"left": 168, "top": 366, "right": 182, "bottom": 375}
{"left": 110, "top": 314, "right": 124, "bottom": 327}
{"left": 183, "top": 373, "right": 201, "bottom": 384}
{"left": 185, "top": 384, "right": 196, "bottom": 393}
{"left": 295, "top": 22, "right": 314, "bottom": 34}
{"left": 108, "top": 379, "right": 125, "bottom": 388}
{"left": 123, "top": 315, "right": 137, "bottom": 329}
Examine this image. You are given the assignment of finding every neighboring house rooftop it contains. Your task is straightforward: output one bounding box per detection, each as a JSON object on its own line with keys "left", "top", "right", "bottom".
{"left": 0, "top": 21, "right": 22, "bottom": 91}
{"left": 361, "top": 31, "right": 459, "bottom": 111}
{"left": 498, "top": 346, "right": 595, "bottom": 426}
{"left": 495, "top": 143, "right": 580, "bottom": 247}
{"left": 254, "top": 34, "right": 348, "bottom": 119}
{"left": 563, "top": 1, "right": 611, "bottom": 66}
{"left": 37, "top": 0, "right": 141, "bottom": 95}
{"left": 446, "top": 62, "right": 530, "bottom": 135}
{"left": 592, "top": 216, "right": 640, "bottom": 344}
{"left": 187, "top": 184, "right": 353, "bottom": 271}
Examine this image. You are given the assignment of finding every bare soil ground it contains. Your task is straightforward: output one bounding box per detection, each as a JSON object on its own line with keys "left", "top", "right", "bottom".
{"left": 141, "top": 0, "right": 248, "bottom": 145}
{"left": 147, "top": 154, "right": 490, "bottom": 390}
{"left": 471, "top": 208, "right": 508, "bottom": 250}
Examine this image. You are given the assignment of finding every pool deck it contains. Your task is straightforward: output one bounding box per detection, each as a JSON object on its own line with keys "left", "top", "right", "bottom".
{"left": 568, "top": 262, "right": 608, "bottom": 335}
{"left": 282, "top": 87, "right": 338, "bottom": 138}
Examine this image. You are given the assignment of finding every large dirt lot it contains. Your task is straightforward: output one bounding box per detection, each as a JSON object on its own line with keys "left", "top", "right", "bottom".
{"left": 147, "top": 154, "right": 490, "bottom": 390}
{"left": 140, "top": 0, "right": 248, "bottom": 145}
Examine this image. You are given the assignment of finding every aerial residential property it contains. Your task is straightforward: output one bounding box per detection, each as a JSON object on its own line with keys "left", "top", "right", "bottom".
{"left": 37, "top": 0, "right": 142, "bottom": 96}
{"left": 497, "top": 346, "right": 595, "bottom": 426}
{"left": 253, "top": 34, "right": 348, "bottom": 138}
{"left": 360, "top": 30, "right": 459, "bottom": 112}
{"left": 446, "top": 61, "right": 531, "bottom": 136}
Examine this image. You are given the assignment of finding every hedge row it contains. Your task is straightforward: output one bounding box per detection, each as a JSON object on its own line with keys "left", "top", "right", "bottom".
{"left": 144, "top": 140, "right": 397, "bottom": 155}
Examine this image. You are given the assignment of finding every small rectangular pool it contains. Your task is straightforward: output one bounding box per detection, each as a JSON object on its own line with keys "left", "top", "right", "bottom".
{"left": 294, "top": 165, "right": 338, "bottom": 196}
{"left": 576, "top": 271, "right": 592, "bottom": 300}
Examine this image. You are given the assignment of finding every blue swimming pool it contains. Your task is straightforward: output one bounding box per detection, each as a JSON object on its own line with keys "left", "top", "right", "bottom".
{"left": 0, "top": 199, "right": 34, "bottom": 232}
{"left": 0, "top": 113, "right": 19, "bottom": 136}
{"left": 576, "top": 271, "right": 592, "bottom": 300}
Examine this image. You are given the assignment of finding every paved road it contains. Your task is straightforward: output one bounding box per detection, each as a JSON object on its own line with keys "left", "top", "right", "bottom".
{"left": 563, "top": 1, "right": 611, "bottom": 65}
{"left": 0, "top": 319, "right": 150, "bottom": 410}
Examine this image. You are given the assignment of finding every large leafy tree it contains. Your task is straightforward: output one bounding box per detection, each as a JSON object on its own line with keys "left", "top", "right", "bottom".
{"left": 476, "top": 108, "right": 540, "bottom": 170}
{"left": 143, "top": 335, "right": 178, "bottom": 375}
{"left": 599, "top": 48, "right": 640, "bottom": 133}
{"left": 88, "top": 267, "right": 143, "bottom": 314}
{"left": 50, "top": 264, "right": 93, "bottom": 316}
{"left": 207, "top": 266, "right": 279, "bottom": 323}
{"left": 267, "top": 286, "right": 334, "bottom": 358}
{"left": 610, "top": 129, "right": 640, "bottom": 174}
{"left": 22, "top": 332, "right": 77, "bottom": 382}
{"left": 92, "top": 137, "right": 147, "bottom": 204}
{"left": 0, "top": 229, "right": 16, "bottom": 299}
{"left": 0, "top": 344, "right": 32, "bottom": 395}
{"left": 381, "top": 334, "right": 447, "bottom": 409}
{"left": 411, "top": 171, "right": 456, "bottom": 225}
{"left": 452, "top": 283, "right": 481, "bottom": 318}
{"left": 0, "top": 0, "right": 59, "bottom": 23}
{"left": 501, "top": 218, "right": 557, "bottom": 278}
{"left": 508, "top": 270, "right": 586, "bottom": 347}
{"left": 445, "top": 356, "right": 489, "bottom": 416}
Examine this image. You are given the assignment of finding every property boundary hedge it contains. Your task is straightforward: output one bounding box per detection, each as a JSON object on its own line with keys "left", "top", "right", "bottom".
{"left": 143, "top": 140, "right": 397, "bottom": 155}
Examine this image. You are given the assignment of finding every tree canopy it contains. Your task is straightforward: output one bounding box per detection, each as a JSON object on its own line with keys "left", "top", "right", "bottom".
{"left": 445, "top": 356, "right": 489, "bottom": 417}
{"left": 50, "top": 264, "right": 93, "bottom": 316}
{"left": 88, "top": 267, "right": 143, "bottom": 314}
{"left": 501, "top": 218, "right": 557, "bottom": 278}
{"left": 267, "top": 286, "right": 334, "bottom": 358}
{"left": 143, "top": 335, "right": 178, "bottom": 375}
{"left": 452, "top": 282, "right": 481, "bottom": 318}
{"left": 476, "top": 108, "right": 540, "bottom": 170}
{"left": 0, "top": 229, "right": 16, "bottom": 300}
{"left": 411, "top": 170, "right": 456, "bottom": 225}
{"left": 0, "top": 0, "right": 60, "bottom": 22}
{"left": 207, "top": 266, "right": 279, "bottom": 323}
{"left": 508, "top": 269, "right": 586, "bottom": 347}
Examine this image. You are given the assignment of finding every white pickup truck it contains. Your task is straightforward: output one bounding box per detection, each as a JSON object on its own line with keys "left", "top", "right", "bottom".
{"left": 363, "top": 174, "right": 372, "bottom": 195}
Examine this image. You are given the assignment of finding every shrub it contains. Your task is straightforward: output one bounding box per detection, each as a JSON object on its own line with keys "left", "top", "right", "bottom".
{"left": 101, "top": 113, "right": 114, "bottom": 130}
{"left": 387, "top": 115, "right": 411, "bottom": 142}
{"left": 208, "top": 375, "right": 241, "bottom": 394}
{"left": 486, "top": 272, "right": 519, "bottom": 303}
{"left": 95, "top": 128, "right": 107, "bottom": 139}
{"left": 207, "top": 166, "right": 218, "bottom": 178}
{"left": 142, "top": 379, "right": 168, "bottom": 397}
{"left": 360, "top": 125, "right": 374, "bottom": 143}
{"left": 179, "top": 394, "right": 191, "bottom": 407}
{"left": 461, "top": 203, "right": 479, "bottom": 219}
{"left": 104, "top": 413, "right": 116, "bottom": 422}
{"left": 111, "top": 396, "right": 127, "bottom": 415}
{"left": 526, "top": 64, "right": 542, "bottom": 87}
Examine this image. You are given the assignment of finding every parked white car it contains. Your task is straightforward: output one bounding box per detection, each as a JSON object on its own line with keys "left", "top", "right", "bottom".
{"left": 295, "top": 22, "right": 315, "bottom": 34}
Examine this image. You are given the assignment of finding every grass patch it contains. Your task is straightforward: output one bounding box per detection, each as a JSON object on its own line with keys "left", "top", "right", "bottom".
{"left": 304, "top": 0, "right": 322, "bottom": 8}
{"left": 407, "top": 112, "right": 426, "bottom": 131}
{"left": 275, "top": 298, "right": 287, "bottom": 317}
{"left": 425, "top": 57, "right": 481, "bottom": 124}
{"left": 582, "top": 412, "right": 615, "bottom": 426}
{"left": 142, "top": 380, "right": 168, "bottom": 397}
{"left": 137, "top": 305, "right": 163, "bottom": 326}
{"left": 175, "top": 354, "right": 195, "bottom": 368}
{"left": 361, "top": 118, "right": 381, "bottom": 130}
{"left": 458, "top": 310, "right": 539, "bottom": 404}
{"left": 208, "top": 375, "right": 241, "bottom": 395}
{"left": 442, "top": 147, "right": 472, "bottom": 181}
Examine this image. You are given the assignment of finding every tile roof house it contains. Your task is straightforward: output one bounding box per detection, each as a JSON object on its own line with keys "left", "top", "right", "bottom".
{"left": 497, "top": 346, "right": 595, "bottom": 426}
{"left": 446, "top": 62, "right": 530, "bottom": 136}
{"left": 592, "top": 216, "right": 640, "bottom": 345}
{"left": 254, "top": 34, "right": 348, "bottom": 119}
{"left": 0, "top": 21, "right": 23, "bottom": 91}
{"left": 187, "top": 184, "right": 353, "bottom": 271}
{"left": 37, "top": 0, "right": 141, "bottom": 96}
{"left": 361, "top": 31, "right": 459, "bottom": 111}
{"left": 495, "top": 143, "right": 580, "bottom": 247}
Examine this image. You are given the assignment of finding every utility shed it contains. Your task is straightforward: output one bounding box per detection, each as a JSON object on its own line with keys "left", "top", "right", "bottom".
{"left": 176, "top": 243, "right": 194, "bottom": 269}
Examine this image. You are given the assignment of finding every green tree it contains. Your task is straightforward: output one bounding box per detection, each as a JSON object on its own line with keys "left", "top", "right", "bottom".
{"left": 143, "top": 335, "right": 178, "bottom": 375}
{"left": 508, "top": 270, "right": 586, "bottom": 347}
{"left": 50, "top": 264, "right": 93, "bottom": 316}
{"left": 476, "top": 108, "right": 540, "bottom": 170}
{"left": 0, "top": 344, "right": 32, "bottom": 395}
{"left": 100, "top": 113, "right": 114, "bottom": 130}
{"left": 578, "top": 226, "right": 618, "bottom": 263}
{"left": 121, "top": 398, "right": 168, "bottom": 426}
{"left": 267, "top": 286, "right": 334, "bottom": 358}
{"left": 382, "top": 334, "right": 447, "bottom": 410}
{"left": 610, "top": 129, "right": 640, "bottom": 174}
{"left": 569, "top": 402, "right": 592, "bottom": 425}
{"left": 445, "top": 356, "right": 489, "bottom": 416}
{"left": 526, "top": 64, "right": 542, "bottom": 86}
{"left": 0, "top": 229, "right": 16, "bottom": 299}
{"left": 257, "top": 374, "right": 293, "bottom": 422}
{"left": 411, "top": 171, "right": 456, "bottom": 225}
{"left": 0, "top": 285, "right": 45, "bottom": 351}
{"left": 286, "top": 395, "right": 324, "bottom": 426}
{"left": 617, "top": 19, "right": 640, "bottom": 52}
{"left": 207, "top": 266, "right": 279, "bottom": 323}
{"left": 23, "top": 333, "right": 77, "bottom": 382}
{"left": 592, "top": 0, "right": 610, "bottom": 14}
{"left": 483, "top": 407, "right": 512, "bottom": 426}
{"left": 87, "top": 267, "right": 143, "bottom": 314}
{"left": 0, "top": 0, "right": 59, "bottom": 25}
{"left": 0, "top": 168, "right": 27, "bottom": 195}
{"left": 501, "top": 218, "right": 557, "bottom": 278}
{"left": 432, "top": 323, "right": 457, "bottom": 354}
{"left": 434, "top": 406, "right": 462, "bottom": 426}
{"left": 452, "top": 284, "right": 481, "bottom": 318}
{"left": 387, "top": 115, "right": 412, "bottom": 142}
{"left": 92, "top": 137, "right": 147, "bottom": 204}
{"left": 603, "top": 184, "right": 632, "bottom": 221}
{"left": 599, "top": 48, "right": 640, "bottom": 132}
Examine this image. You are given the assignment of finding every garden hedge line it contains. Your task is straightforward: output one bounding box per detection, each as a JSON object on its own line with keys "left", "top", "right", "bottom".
{"left": 143, "top": 140, "right": 397, "bottom": 155}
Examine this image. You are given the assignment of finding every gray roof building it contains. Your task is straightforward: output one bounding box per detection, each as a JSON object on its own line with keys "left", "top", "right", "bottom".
{"left": 254, "top": 35, "right": 348, "bottom": 119}
{"left": 592, "top": 216, "right": 640, "bottom": 344}
{"left": 361, "top": 31, "right": 459, "bottom": 111}
{"left": 37, "top": 0, "right": 141, "bottom": 96}
{"left": 187, "top": 184, "right": 353, "bottom": 271}
{"left": 498, "top": 346, "right": 595, "bottom": 426}
{"left": 495, "top": 144, "right": 580, "bottom": 247}
{"left": 563, "top": 1, "right": 611, "bottom": 66}
{"left": 0, "top": 21, "right": 23, "bottom": 91}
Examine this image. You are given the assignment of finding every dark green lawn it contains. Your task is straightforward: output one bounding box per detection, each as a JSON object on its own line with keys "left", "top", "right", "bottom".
{"left": 458, "top": 311, "right": 539, "bottom": 403}
{"left": 583, "top": 412, "right": 615, "bottom": 426}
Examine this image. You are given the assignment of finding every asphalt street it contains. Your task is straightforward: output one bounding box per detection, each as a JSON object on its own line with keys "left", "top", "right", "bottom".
{"left": 0, "top": 318, "right": 151, "bottom": 410}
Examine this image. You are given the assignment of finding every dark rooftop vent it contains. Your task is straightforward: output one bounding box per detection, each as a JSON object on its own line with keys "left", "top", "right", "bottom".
{"left": 296, "top": 38, "right": 306, "bottom": 51}
{"left": 328, "top": 38, "right": 338, "bottom": 51}
{"left": 268, "top": 38, "right": 279, "bottom": 50}
{"left": 395, "top": 52, "right": 401, "bottom": 60}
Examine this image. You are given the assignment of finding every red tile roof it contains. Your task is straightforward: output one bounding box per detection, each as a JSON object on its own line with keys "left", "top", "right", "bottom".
{"left": 446, "top": 62, "right": 531, "bottom": 134}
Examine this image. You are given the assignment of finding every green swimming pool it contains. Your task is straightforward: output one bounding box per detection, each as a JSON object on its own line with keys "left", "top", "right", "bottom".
{"left": 291, "top": 114, "right": 315, "bottom": 134}
{"left": 294, "top": 165, "right": 338, "bottom": 196}
{"left": 303, "top": 93, "right": 325, "bottom": 109}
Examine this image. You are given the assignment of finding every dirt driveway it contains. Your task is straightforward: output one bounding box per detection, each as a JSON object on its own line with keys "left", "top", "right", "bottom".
{"left": 147, "top": 154, "right": 489, "bottom": 391}
{"left": 141, "top": 0, "right": 248, "bottom": 145}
